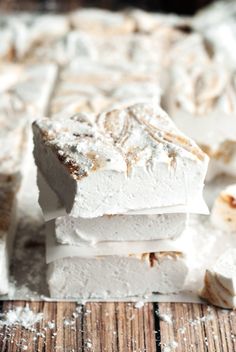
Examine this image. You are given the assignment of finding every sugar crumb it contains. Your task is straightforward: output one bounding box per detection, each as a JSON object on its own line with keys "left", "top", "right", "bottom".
{"left": 135, "top": 301, "right": 144, "bottom": 309}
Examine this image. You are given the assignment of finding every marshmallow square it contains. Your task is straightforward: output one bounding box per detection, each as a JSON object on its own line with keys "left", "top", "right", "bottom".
{"left": 33, "top": 103, "right": 208, "bottom": 218}
{"left": 200, "top": 249, "right": 236, "bottom": 309}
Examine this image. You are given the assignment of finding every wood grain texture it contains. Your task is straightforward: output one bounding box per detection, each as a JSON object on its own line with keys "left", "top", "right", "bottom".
{"left": 0, "top": 301, "right": 235, "bottom": 351}
{"left": 158, "top": 303, "right": 236, "bottom": 352}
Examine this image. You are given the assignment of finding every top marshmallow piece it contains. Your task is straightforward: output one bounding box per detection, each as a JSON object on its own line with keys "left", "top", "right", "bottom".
{"left": 33, "top": 103, "right": 208, "bottom": 218}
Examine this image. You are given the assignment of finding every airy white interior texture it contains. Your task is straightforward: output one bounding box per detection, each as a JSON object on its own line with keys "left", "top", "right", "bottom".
{"left": 37, "top": 170, "right": 209, "bottom": 221}
{"left": 47, "top": 252, "right": 188, "bottom": 299}
{"left": 54, "top": 212, "right": 186, "bottom": 244}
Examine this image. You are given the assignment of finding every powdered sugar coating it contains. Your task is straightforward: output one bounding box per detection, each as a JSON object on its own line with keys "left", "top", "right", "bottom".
{"left": 34, "top": 103, "right": 206, "bottom": 181}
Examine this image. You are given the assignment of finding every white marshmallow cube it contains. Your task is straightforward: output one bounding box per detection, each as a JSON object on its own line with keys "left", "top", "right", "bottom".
{"left": 33, "top": 103, "right": 208, "bottom": 218}
{"left": 200, "top": 249, "right": 236, "bottom": 309}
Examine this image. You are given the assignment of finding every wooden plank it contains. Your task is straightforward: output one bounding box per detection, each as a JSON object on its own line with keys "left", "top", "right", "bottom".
{"left": 158, "top": 303, "right": 236, "bottom": 352}
{"left": 0, "top": 301, "right": 158, "bottom": 351}
{"left": 1, "top": 301, "right": 235, "bottom": 351}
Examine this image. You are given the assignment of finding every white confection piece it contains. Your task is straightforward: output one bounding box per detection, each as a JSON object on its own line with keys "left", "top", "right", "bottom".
{"left": 108, "top": 82, "right": 161, "bottom": 101}
{"left": 39, "top": 172, "right": 187, "bottom": 243}
{"left": 203, "top": 22, "right": 236, "bottom": 70}
{"left": 70, "top": 8, "right": 135, "bottom": 35}
{"left": 62, "top": 31, "right": 130, "bottom": 64}
{"left": 58, "top": 59, "right": 159, "bottom": 89}
{"left": 7, "top": 19, "right": 30, "bottom": 60}
{"left": 214, "top": 249, "right": 236, "bottom": 295}
{"left": 50, "top": 75, "right": 161, "bottom": 117}
{"left": 31, "top": 30, "right": 168, "bottom": 66}
{"left": 0, "top": 174, "right": 20, "bottom": 295}
{"left": 33, "top": 103, "right": 208, "bottom": 218}
{"left": 46, "top": 220, "right": 192, "bottom": 259}
{"left": 48, "top": 30, "right": 182, "bottom": 67}
{"left": 0, "top": 64, "right": 22, "bottom": 92}
{"left": 0, "top": 114, "right": 27, "bottom": 175}
{"left": 128, "top": 9, "right": 160, "bottom": 33}
{"left": 30, "top": 15, "right": 69, "bottom": 43}
{"left": 193, "top": 1, "right": 236, "bottom": 31}
{"left": 0, "top": 28, "right": 14, "bottom": 61}
{"left": 0, "top": 62, "right": 57, "bottom": 117}
{"left": 47, "top": 249, "right": 188, "bottom": 298}
{"left": 54, "top": 212, "right": 186, "bottom": 245}
{"left": 200, "top": 249, "right": 236, "bottom": 309}
{"left": 12, "top": 63, "right": 58, "bottom": 119}
{"left": 0, "top": 63, "right": 58, "bottom": 174}
{"left": 167, "top": 55, "right": 236, "bottom": 180}
{"left": 54, "top": 59, "right": 162, "bottom": 94}
{"left": 168, "top": 33, "right": 212, "bottom": 68}
{"left": 92, "top": 32, "right": 175, "bottom": 67}
{"left": 37, "top": 170, "right": 208, "bottom": 223}
{"left": 211, "top": 184, "right": 236, "bottom": 233}
{"left": 65, "top": 30, "right": 98, "bottom": 61}
{"left": 5, "top": 14, "right": 69, "bottom": 60}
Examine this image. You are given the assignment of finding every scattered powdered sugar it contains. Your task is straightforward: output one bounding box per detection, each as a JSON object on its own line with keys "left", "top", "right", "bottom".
{"left": 134, "top": 301, "right": 144, "bottom": 309}
{"left": 47, "top": 321, "right": 55, "bottom": 329}
{"left": 155, "top": 310, "right": 173, "bottom": 324}
{"left": 85, "top": 339, "right": 93, "bottom": 349}
{"left": 188, "top": 311, "right": 214, "bottom": 326}
{"left": 178, "top": 326, "right": 186, "bottom": 334}
{"left": 0, "top": 305, "right": 43, "bottom": 329}
{"left": 162, "top": 341, "right": 178, "bottom": 352}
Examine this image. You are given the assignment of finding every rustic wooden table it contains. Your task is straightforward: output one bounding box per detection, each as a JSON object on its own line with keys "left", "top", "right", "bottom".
{"left": 0, "top": 301, "right": 235, "bottom": 351}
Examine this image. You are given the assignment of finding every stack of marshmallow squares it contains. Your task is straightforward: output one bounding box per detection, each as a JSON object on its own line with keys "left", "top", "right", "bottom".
{"left": 33, "top": 101, "right": 209, "bottom": 299}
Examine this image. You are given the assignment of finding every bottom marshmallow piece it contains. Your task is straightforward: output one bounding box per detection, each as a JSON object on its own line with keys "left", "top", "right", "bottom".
{"left": 211, "top": 184, "right": 236, "bottom": 233}
{"left": 200, "top": 249, "right": 236, "bottom": 309}
{"left": 47, "top": 252, "right": 188, "bottom": 299}
{"left": 0, "top": 174, "right": 20, "bottom": 295}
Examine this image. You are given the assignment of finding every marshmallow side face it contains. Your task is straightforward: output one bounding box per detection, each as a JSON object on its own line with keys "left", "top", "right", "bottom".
{"left": 201, "top": 270, "right": 236, "bottom": 309}
{"left": 54, "top": 212, "right": 187, "bottom": 244}
{"left": 47, "top": 252, "right": 188, "bottom": 299}
{"left": 33, "top": 103, "right": 208, "bottom": 218}
{"left": 200, "top": 249, "right": 236, "bottom": 309}
{"left": 211, "top": 184, "right": 236, "bottom": 232}
{"left": 37, "top": 169, "right": 209, "bottom": 222}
